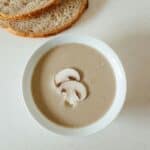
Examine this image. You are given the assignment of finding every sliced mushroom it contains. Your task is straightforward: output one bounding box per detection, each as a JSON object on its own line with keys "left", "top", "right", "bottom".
{"left": 54, "top": 68, "right": 80, "bottom": 86}
{"left": 59, "top": 81, "right": 87, "bottom": 107}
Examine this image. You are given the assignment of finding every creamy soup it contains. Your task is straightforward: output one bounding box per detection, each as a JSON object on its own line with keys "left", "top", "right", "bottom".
{"left": 31, "top": 43, "right": 116, "bottom": 128}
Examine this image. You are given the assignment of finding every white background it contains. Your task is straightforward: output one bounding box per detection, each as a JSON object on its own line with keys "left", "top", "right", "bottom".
{"left": 0, "top": 0, "right": 150, "bottom": 149}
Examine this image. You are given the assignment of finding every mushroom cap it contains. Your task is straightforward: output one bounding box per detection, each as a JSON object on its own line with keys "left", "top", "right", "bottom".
{"left": 54, "top": 68, "right": 80, "bottom": 86}
{"left": 59, "top": 80, "right": 87, "bottom": 106}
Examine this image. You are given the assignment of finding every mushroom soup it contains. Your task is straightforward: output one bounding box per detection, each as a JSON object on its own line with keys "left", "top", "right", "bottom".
{"left": 31, "top": 43, "right": 116, "bottom": 127}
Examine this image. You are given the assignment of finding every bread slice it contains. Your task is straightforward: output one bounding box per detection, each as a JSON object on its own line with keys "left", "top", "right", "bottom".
{"left": 4, "top": 0, "right": 88, "bottom": 37}
{"left": 0, "top": 18, "right": 9, "bottom": 28}
{"left": 0, "top": 0, "right": 60, "bottom": 19}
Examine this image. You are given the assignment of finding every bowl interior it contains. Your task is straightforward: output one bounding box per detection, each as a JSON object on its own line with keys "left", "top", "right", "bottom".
{"left": 22, "top": 35, "right": 126, "bottom": 136}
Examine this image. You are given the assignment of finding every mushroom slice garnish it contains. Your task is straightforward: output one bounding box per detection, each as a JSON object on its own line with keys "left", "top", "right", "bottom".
{"left": 59, "top": 81, "right": 87, "bottom": 107}
{"left": 54, "top": 68, "right": 80, "bottom": 86}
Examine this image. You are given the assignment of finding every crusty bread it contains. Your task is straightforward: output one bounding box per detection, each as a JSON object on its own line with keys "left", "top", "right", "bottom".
{"left": 4, "top": 0, "right": 88, "bottom": 37}
{"left": 0, "top": 0, "right": 60, "bottom": 19}
{"left": 0, "top": 18, "right": 9, "bottom": 28}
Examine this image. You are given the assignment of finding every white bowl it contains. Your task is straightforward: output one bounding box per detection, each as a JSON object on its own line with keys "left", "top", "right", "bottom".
{"left": 22, "top": 35, "right": 127, "bottom": 136}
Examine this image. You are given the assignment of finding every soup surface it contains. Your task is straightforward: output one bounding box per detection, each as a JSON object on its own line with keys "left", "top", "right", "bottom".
{"left": 31, "top": 43, "right": 116, "bottom": 127}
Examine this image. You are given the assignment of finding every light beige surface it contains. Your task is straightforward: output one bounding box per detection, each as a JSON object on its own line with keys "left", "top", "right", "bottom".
{"left": 0, "top": 0, "right": 150, "bottom": 149}
{"left": 31, "top": 44, "right": 115, "bottom": 127}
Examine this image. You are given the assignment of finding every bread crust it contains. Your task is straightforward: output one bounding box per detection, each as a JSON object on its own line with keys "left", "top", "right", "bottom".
{"left": 0, "top": 19, "right": 9, "bottom": 28}
{"left": 5, "top": 0, "right": 88, "bottom": 38}
{"left": 0, "top": 0, "right": 60, "bottom": 19}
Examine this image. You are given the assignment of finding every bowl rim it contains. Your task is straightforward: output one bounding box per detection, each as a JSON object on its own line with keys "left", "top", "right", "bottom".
{"left": 22, "top": 34, "right": 127, "bottom": 136}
